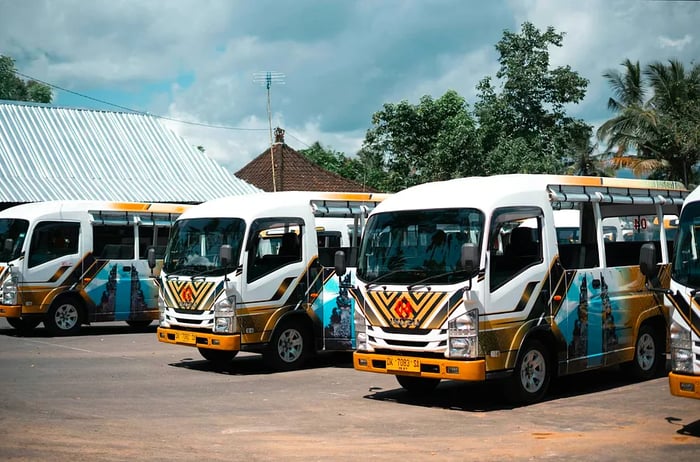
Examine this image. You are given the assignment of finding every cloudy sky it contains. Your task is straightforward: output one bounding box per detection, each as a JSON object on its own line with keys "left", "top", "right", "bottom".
{"left": 1, "top": 0, "right": 698, "bottom": 173}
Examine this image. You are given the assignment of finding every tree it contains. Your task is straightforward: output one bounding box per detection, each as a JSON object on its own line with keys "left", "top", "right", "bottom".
{"left": 474, "top": 22, "right": 590, "bottom": 175}
{"left": 299, "top": 141, "right": 365, "bottom": 181}
{"left": 0, "top": 55, "right": 53, "bottom": 103}
{"left": 360, "top": 90, "right": 480, "bottom": 192}
{"left": 598, "top": 59, "right": 700, "bottom": 184}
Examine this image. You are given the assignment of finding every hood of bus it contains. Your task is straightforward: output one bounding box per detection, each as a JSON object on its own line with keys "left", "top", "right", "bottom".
{"left": 160, "top": 272, "right": 238, "bottom": 312}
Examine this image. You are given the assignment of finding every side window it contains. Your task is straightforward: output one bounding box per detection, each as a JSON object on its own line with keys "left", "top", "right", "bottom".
{"left": 137, "top": 225, "right": 169, "bottom": 259}
{"left": 317, "top": 231, "right": 341, "bottom": 248}
{"left": 601, "top": 213, "right": 675, "bottom": 267}
{"left": 489, "top": 207, "right": 543, "bottom": 291}
{"left": 28, "top": 221, "right": 80, "bottom": 268}
{"left": 93, "top": 224, "right": 135, "bottom": 260}
{"left": 247, "top": 218, "right": 304, "bottom": 282}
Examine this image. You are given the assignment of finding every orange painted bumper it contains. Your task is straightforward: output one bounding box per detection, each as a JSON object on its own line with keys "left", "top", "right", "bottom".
{"left": 353, "top": 351, "right": 486, "bottom": 381}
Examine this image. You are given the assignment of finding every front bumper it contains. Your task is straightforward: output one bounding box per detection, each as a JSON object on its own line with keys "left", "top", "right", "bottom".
{"left": 353, "top": 351, "right": 486, "bottom": 381}
{"left": 157, "top": 327, "right": 241, "bottom": 351}
{"left": 0, "top": 304, "right": 22, "bottom": 317}
{"left": 669, "top": 372, "right": 700, "bottom": 399}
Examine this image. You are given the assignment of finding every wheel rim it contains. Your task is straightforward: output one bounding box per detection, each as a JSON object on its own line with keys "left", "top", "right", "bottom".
{"left": 520, "top": 349, "right": 546, "bottom": 393}
{"left": 55, "top": 303, "right": 79, "bottom": 330}
{"left": 277, "top": 328, "right": 303, "bottom": 363}
{"left": 637, "top": 332, "right": 656, "bottom": 371}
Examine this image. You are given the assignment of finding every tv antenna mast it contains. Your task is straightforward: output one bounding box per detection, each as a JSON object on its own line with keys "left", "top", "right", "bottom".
{"left": 253, "top": 71, "right": 285, "bottom": 192}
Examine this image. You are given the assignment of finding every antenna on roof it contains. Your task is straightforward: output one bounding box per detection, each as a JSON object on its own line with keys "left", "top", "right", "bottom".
{"left": 253, "top": 71, "right": 285, "bottom": 192}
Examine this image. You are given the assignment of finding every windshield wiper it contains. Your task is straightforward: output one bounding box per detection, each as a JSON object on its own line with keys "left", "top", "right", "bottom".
{"left": 406, "top": 269, "right": 472, "bottom": 291}
{"left": 366, "top": 269, "right": 420, "bottom": 289}
{"left": 189, "top": 267, "right": 222, "bottom": 280}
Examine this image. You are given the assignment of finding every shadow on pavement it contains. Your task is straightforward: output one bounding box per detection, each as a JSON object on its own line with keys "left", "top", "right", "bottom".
{"left": 0, "top": 322, "right": 156, "bottom": 338}
{"left": 363, "top": 367, "right": 647, "bottom": 412}
{"left": 168, "top": 350, "right": 354, "bottom": 376}
{"left": 666, "top": 417, "right": 700, "bottom": 437}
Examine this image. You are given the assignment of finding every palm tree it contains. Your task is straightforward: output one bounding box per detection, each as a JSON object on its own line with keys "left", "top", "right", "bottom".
{"left": 597, "top": 60, "right": 661, "bottom": 167}
{"left": 644, "top": 60, "right": 700, "bottom": 184}
{"left": 598, "top": 59, "right": 700, "bottom": 184}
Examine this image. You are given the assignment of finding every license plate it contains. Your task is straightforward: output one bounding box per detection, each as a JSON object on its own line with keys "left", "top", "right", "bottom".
{"left": 176, "top": 332, "right": 197, "bottom": 345}
{"left": 386, "top": 356, "right": 420, "bottom": 372}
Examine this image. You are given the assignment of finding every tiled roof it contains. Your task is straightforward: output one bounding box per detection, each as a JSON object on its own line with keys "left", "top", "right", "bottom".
{"left": 0, "top": 100, "right": 260, "bottom": 205}
{"left": 235, "top": 141, "right": 378, "bottom": 193}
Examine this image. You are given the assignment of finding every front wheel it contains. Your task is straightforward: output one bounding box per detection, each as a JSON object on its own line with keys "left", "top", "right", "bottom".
{"left": 625, "top": 324, "right": 663, "bottom": 381}
{"left": 396, "top": 375, "right": 440, "bottom": 395}
{"left": 7, "top": 317, "right": 42, "bottom": 334}
{"left": 264, "top": 319, "right": 311, "bottom": 371}
{"left": 504, "top": 339, "right": 551, "bottom": 405}
{"left": 44, "top": 298, "right": 82, "bottom": 336}
{"left": 198, "top": 347, "right": 237, "bottom": 362}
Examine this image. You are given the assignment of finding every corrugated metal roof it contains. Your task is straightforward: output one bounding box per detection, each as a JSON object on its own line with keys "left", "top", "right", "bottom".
{"left": 0, "top": 101, "right": 260, "bottom": 203}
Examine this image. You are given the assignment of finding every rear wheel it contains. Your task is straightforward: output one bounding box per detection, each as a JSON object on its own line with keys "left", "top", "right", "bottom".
{"left": 264, "top": 319, "right": 311, "bottom": 371}
{"left": 198, "top": 347, "right": 237, "bottom": 362}
{"left": 6, "top": 317, "right": 42, "bottom": 334}
{"left": 504, "top": 339, "right": 551, "bottom": 405}
{"left": 396, "top": 375, "right": 440, "bottom": 395}
{"left": 626, "top": 324, "right": 663, "bottom": 381}
{"left": 44, "top": 298, "right": 82, "bottom": 336}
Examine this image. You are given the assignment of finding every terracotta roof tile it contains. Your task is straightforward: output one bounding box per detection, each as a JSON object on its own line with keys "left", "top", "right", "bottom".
{"left": 236, "top": 142, "right": 378, "bottom": 193}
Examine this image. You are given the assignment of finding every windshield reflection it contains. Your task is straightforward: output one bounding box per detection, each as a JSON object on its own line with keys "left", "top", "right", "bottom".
{"left": 163, "top": 218, "right": 246, "bottom": 276}
{"left": 358, "top": 208, "right": 484, "bottom": 285}
{"left": 672, "top": 202, "right": 700, "bottom": 288}
{"left": 0, "top": 219, "right": 29, "bottom": 262}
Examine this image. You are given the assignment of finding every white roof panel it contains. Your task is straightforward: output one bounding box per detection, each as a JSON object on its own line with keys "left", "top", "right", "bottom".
{"left": 0, "top": 101, "right": 260, "bottom": 203}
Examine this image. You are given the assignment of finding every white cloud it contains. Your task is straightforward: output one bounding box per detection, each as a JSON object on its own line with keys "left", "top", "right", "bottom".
{"left": 2, "top": 0, "right": 698, "bottom": 170}
{"left": 659, "top": 34, "right": 693, "bottom": 51}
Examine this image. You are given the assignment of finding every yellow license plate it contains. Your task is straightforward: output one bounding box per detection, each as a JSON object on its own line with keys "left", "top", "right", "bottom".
{"left": 386, "top": 356, "right": 420, "bottom": 372}
{"left": 176, "top": 332, "right": 197, "bottom": 345}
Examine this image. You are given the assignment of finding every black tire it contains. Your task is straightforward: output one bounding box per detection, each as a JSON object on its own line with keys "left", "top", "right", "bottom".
{"left": 264, "top": 319, "right": 311, "bottom": 371}
{"left": 626, "top": 324, "right": 663, "bottom": 381}
{"left": 504, "top": 339, "right": 551, "bottom": 405}
{"left": 396, "top": 375, "right": 440, "bottom": 395}
{"left": 197, "top": 347, "right": 238, "bottom": 362}
{"left": 6, "top": 317, "right": 42, "bottom": 334}
{"left": 126, "top": 320, "right": 153, "bottom": 330}
{"left": 44, "top": 298, "right": 82, "bottom": 336}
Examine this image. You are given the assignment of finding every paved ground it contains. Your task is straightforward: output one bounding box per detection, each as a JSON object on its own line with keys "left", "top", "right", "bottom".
{"left": 0, "top": 319, "right": 698, "bottom": 461}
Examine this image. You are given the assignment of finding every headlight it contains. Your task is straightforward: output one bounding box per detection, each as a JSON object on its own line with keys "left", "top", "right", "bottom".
{"left": 447, "top": 308, "right": 479, "bottom": 359}
{"left": 213, "top": 295, "right": 237, "bottom": 334}
{"left": 157, "top": 293, "right": 170, "bottom": 328}
{"left": 2, "top": 277, "right": 17, "bottom": 305}
{"left": 670, "top": 320, "right": 693, "bottom": 373}
{"left": 354, "top": 306, "right": 372, "bottom": 352}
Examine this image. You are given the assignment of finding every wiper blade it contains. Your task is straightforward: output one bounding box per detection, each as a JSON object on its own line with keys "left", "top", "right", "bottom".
{"left": 407, "top": 269, "right": 471, "bottom": 291}
{"left": 366, "top": 269, "right": 420, "bottom": 289}
{"left": 190, "top": 267, "right": 220, "bottom": 280}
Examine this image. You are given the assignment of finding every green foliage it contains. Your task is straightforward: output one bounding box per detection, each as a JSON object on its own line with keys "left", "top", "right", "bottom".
{"left": 299, "top": 141, "right": 372, "bottom": 188}
{"left": 598, "top": 59, "right": 700, "bottom": 184}
{"left": 0, "top": 55, "right": 52, "bottom": 103}
{"left": 474, "top": 22, "right": 591, "bottom": 175}
{"left": 360, "top": 90, "right": 481, "bottom": 192}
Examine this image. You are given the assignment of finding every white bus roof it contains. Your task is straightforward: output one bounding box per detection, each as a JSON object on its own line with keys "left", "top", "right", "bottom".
{"left": 0, "top": 200, "right": 191, "bottom": 221}
{"left": 178, "top": 191, "right": 388, "bottom": 222}
{"left": 372, "top": 174, "right": 687, "bottom": 215}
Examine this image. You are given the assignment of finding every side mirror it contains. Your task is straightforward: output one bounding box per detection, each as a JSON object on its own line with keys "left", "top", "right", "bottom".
{"left": 147, "top": 247, "right": 157, "bottom": 270}
{"left": 220, "top": 244, "right": 233, "bottom": 267}
{"left": 460, "top": 243, "right": 479, "bottom": 275}
{"left": 334, "top": 250, "right": 346, "bottom": 276}
{"left": 639, "top": 242, "right": 657, "bottom": 278}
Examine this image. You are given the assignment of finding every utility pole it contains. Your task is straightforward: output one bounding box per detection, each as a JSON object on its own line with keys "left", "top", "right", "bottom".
{"left": 253, "top": 71, "right": 285, "bottom": 192}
